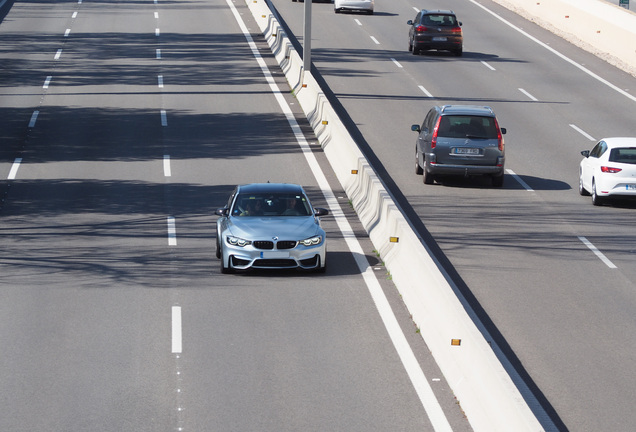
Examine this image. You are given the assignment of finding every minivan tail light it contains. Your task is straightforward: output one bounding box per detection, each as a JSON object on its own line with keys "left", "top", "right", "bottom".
{"left": 431, "top": 116, "right": 441, "bottom": 149}
{"left": 494, "top": 118, "right": 504, "bottom": 151}
{"left": 415, "top": 25, "right": 427, "bottom": 32}
{"left": 601, "top": 166, "right": 622, "bottom": 173}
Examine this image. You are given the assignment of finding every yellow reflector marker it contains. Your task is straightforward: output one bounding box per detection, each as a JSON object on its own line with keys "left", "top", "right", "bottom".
{"left": 351, "top": 169, "right": 358, "bottom": 174}
{"left": 390, "top": 237, "right": 399, "bottom": 243}
{"left": 451, "top": 339, "right": 461, "bottom": 346}
{"left": 322, "top": 120, "right": 328, "bottom": 125}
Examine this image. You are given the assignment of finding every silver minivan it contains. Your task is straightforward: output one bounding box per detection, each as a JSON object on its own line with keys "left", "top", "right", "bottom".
{"left": 412, "top": 105, "right": 506, "bottom": 186}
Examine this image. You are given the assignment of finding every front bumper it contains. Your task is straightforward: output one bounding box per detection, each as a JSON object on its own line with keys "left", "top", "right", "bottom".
{"left": 222, "top": 243, "right": 326, "bottom": 270}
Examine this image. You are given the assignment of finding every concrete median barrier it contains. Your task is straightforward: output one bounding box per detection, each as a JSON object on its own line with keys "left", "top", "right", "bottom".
{"left": 245, "top": 0, "right": 548, "bottom": 431}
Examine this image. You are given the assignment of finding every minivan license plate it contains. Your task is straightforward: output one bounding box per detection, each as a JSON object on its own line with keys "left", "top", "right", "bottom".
{"left": 432, "top": 37, "right": 447, "bottom": 42}
{"left": 454, "top": 148, "right": 479, "bottom": 155}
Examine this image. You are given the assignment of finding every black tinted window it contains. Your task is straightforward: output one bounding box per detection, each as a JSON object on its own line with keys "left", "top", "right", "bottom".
{"left": 424, "top": 14, "right": 458, "bottom": 26}
{"left": 232, "top": 193, "right": 311, "bottom": 216}
{"left": 438, "top": 115, "right": 498, "bottom": 139}
{"left": 609, "top": 147, "right": 636, "bottom": 164}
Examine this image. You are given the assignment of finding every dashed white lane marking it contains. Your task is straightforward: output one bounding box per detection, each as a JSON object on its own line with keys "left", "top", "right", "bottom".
{"left": 8, "top": 158, "right": 22, "bottom": 180}
{"left": 158, "top": 75, "right": 164, "bottom": 88}
{"left": 167, "top": 217, "right": 177, "bottom": 246}
{"left": 155, "top": 28, "right": 160, "bottom": 37}
{"left": 161, "top": 110, "right": 168, "bottom": 126}
{"left": 418, "top": 85, "right": 433, "bottom": 98}
{"left": 72, "top": 11, "right": 78, "bottom": 19}
{"left": 578, "top": 236, "right": 617, "bottom": 269}
{"left": 506, "top": 169, "right": 534, "bottom": 191}
{"left": 172, "top": 306, "right": 182, "bottom": 353}
{"left": 391, "top": 58, "right": 403, "bottom": 68}
{"left": 54, "top": 49, "right": 62, "bottom": 60}
{"left": 354, "top": 18, "right": 362, "bottom": 26}
{"left": 370, "top": 36, "right": 380, "bottom": 45}
{"left": 64, "top": 28, "right": 71, "bottom": 37}
{"left": 228, "top": 1, "right": 452, "bottom": 430}
{"left": 43, "top": 76, "right": 52, "bottom": 88}
{"left": 154, "top": 11, "right": 159, "bottom": 19}
{"left": 28, "top": 110, "right": 39, "bottom": 128}
{"left": 570, "top": 124, "right": 596, "bottom": 141}
{"left": 481, "top": 61, "right": 496, "bottom": 71}
{"left": 518, "top": 88, "right": 538, "bottom": 101}
{"left": 468, "top": 0, "right": 636, "bottom": 103}
{"left": 164, "top": 155, "right": 172, "bottom": 177}
{"left": 156, "top": 49, "right": 162, "bottom": 59}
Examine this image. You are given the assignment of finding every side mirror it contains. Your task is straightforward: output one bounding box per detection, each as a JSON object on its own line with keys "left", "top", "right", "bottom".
{"left": 407, "top": 20, "right": 413, "bottom": 25}
{"left": 215, "top": 207, "right": 228, "bottom": 217}
{"left": 581, "top": 150, "right": 590, "bottom": 158}
{"left": 411, "top": 124, "right": 421, "bottom": 132}
{"left": 500, "top": 127, "right": 507, "bottom": 135}
{"left": 459, "top": 21, "right": 463, "bottom": 26}
{"left": 314, "top": 208, "right": 329, "bottom": 217}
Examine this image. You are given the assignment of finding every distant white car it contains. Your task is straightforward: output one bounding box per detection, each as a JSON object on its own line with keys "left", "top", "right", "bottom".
{"left": 579, "top": 137, "right": 636, "bottom": 205}
{"left": 334, "top": 0, "right": 374, "bottom": 14}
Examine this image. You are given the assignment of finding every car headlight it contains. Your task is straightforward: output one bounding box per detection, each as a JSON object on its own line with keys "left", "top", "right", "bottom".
{"left": 300, "top": 235, "right": 322, "bottom": 246}
{"left": 226, "top": 236, "right": 252, "bottom": 247}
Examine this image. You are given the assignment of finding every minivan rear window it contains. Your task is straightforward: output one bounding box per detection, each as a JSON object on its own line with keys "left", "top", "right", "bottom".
{"left": 424, "top": 15, "right": 458, "bottom": 26}
{"left": 438, "top": 115, "right": 498, "bottom": 139}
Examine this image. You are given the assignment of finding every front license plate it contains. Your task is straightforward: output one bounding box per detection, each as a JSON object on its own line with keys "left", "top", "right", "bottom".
{"left": 454, "top": 148, "right": 480, "bottom": 155}
{"left": 432, "top": 37, "right": 447, "bottom": 42}
{"left": 261, "top": 251, "right": 290, "bottom": 259}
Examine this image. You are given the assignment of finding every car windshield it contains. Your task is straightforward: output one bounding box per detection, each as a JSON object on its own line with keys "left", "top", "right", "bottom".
{"left": 438, "top": 115, "right": 498, "bottom": 139}
{"left": 424, "top": 14, "right": 457, "bottom": 26}
{"left": 232, "top": 193, "right": 312, "bottom": 217}
{"left": 609, "top": 147, "right": 636, "bottom": 164}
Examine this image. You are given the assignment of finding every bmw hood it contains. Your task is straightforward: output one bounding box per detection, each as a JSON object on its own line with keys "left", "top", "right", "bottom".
{"left": 227, "top": 216, "right": 322, "bottom": 240}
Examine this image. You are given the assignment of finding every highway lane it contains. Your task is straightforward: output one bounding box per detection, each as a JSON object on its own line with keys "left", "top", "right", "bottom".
{"left": 0, "top": 0, "right": 473, "bottom": 431}
{"left": 268, "top": 0, "right": 636, "bottom": 431}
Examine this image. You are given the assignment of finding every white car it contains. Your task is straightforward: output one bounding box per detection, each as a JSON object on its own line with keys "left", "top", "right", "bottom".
{"left": 334, "top": 0, "right": 374, "bottom": 14}
{"left": 579, "top": 137, "right": 636, "bottom": 205}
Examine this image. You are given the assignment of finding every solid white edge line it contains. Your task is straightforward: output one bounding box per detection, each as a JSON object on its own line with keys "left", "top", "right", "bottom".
{"left": 468, "top": 0, "right": 636, "bottom": 103}
{"left": 8, "top": 158, "right": 22, "bottom": 180}
{"left": 569, "top": 124, "right": 596, "bottom": 141}
{"left": 227, "top": 1, "right": 452, "bottom": 431}
{"left": 506, "top": 169, "right": 534, "bottom": 191}
{"left": 578, "top": 236, "right": 617, "bottom": 269}
{"left": 172, "top": 306, "right": 182, "bottom": 353}
{"left": 167, "top": 216, "right": 177, "bottom": 246}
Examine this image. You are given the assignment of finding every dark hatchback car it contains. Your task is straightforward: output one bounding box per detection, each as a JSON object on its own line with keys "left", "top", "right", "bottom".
{"left": 407, "top": 9, "right": 463, "bottom": 56}
{"left": 412, "top": 105, "right": 507, "bottom": 186}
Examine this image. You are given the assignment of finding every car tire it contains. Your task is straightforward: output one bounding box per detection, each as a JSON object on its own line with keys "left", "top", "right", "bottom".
{"left": 412, "top": 46, "right": 420, "bottom": 55}
{"left": 592, "top": 179, "right": 605, "bottom": 206}
{"left": 579, "top": 173, "right": 590, "bottom": 196}
{"left": 215, "top": 238, "right": 221, "bottom": 259}
{"left": 221, "top": 255, "right": 234, "bottom": 274}
{"left": 415, "top": 149, "right": 423, "bottom": 175}
{"left": 334, "top": 7, "right": 340, "bottom": 13}
{"left": 423, "top": 168, "right": 435, "bottom": 185}
{"left": 316, "top": 256, "right": 327, "bottom": 273}
{"left": 492, "top": 173, "right": 504, "bottom": 187}
{"left": 454, "top": 48, "right": 463, "bottom": 57}
{"left": 408, "top": 39, "right": 413, "bottom": 52}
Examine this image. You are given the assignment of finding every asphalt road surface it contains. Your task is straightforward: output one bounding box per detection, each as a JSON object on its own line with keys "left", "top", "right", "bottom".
{"left": 0, "top": 0, "right": 474, "bottom": 431}
{"left": 267, "top": 0, "right": 636, "bottom": 431}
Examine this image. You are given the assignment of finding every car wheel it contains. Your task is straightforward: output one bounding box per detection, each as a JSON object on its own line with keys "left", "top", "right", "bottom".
{"left": 215, "top": 238, "right": 221, "bottom": 259}
{"left": 423, "top": 168, "right": 435, "bottom": 185}
{"left": 454, "top": 48, "right": 463, "bottom": 56}
{"left": 221, "top": 255, "right": 234, "bottom": 274}
{"left": 492, "top": 173, "right": 504, "bottom": 187}
{"left": 579, "top": 173, "right": 590, "bottom": 196}
{"left": 592, "top": 179, "right": 604, "bottom": 206}
{"left": 412, "top": 46, "right": 420, "bottom": 55}
{"left": 408, "top": 39, "right": 413, "bottom": 52}
{"left": 415, "top": 148, "right": 423, "bottom": 175}
{"left": 316, "top": 256, "right": 327, "bottom": 273}
{"left": 334, "top": 7, "right": 340, "bottom": 13}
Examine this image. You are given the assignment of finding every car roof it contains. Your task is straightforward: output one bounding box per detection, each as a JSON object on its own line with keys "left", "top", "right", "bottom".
{"left": 237, "top": 183, "right": 305, "bottom": 195}
{"left": 439, "top": 105, "right": 495, "bottom": 116}
{"left": 600, "top": 137, "right": 636, "bottom": 148}
{"left": 421, "top": 9, "right": 456, "bottom": 15}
